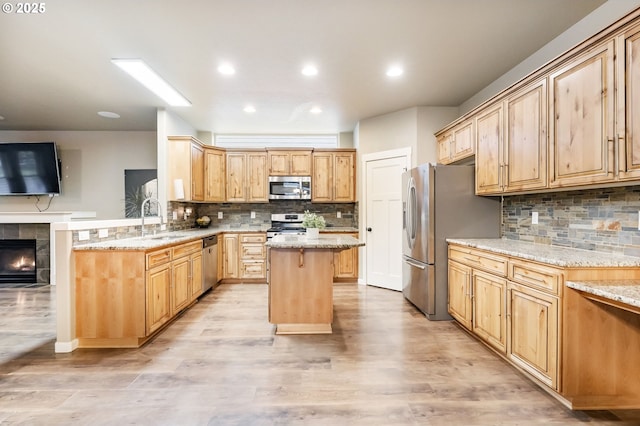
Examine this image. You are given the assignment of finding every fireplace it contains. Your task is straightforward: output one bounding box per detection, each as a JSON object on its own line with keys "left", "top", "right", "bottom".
{"left": 0, "top": 239, "right": 37, "bottom": 284}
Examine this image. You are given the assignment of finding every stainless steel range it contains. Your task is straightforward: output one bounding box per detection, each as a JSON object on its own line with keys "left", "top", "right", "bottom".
{"left": 266, "top": 213, "right": 307, "bottom": 240}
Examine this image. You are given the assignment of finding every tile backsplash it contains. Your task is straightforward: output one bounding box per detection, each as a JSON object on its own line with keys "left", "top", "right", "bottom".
{"left": 502, "top": 186, "right": 640, "bottom": 257}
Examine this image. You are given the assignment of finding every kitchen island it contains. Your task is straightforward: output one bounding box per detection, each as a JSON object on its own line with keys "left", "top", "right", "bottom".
{"left": 265, "top": 234, "right": 364, "bottom": 335}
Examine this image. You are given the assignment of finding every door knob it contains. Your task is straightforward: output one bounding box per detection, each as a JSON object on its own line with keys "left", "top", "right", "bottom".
{"left": 367, "top": 227, "right": 372, "bottom": 232}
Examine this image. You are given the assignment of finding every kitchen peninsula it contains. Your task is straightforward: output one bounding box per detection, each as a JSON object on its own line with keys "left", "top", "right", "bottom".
{"left": 265, "top": 234, "right": 364, "bottom": 335}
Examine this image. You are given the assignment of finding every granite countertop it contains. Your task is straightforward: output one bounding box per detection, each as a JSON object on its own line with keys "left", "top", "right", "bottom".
{"left": 566, "top": 280, "right": 640, "bottom": 310}
{"left": 265, "top": 234, "right": 364, "bottom": 249}
{"left": 74, "top": 226, "right": 269, "bottom": 251}
{"left": 446, "top": 238, "right": 640, "bottom": 268}
{"left": 320, "top": 227, "right": 359, "bottom": 233}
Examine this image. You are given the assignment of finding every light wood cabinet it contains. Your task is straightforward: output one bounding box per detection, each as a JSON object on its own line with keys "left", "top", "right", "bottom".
{"left": 504, "top": 78, "right": 548, "bottom": 192}
{"left": 221, "top": 232, "right": 267, "bottom": 281}
{"left": 472, "top": 270, "right": 507, "bottom": 353}
{"left": 267, "top": 149, "right": 312, "bottom": 176}
{"left": 204, "top": 147, "right": 225, "bottom": 202}
{"left": 447, "top": 260, "right": 472, "bottom": 330}
{"left": 507, "top": 281, "right": 558, "bottom": 389}
{"left": 312, "top": 149, "right": 356, "bottom": 202}
{"left": 167, "top": 136, "right": 205, "bottom": 201}
{"left": 226, "top": 150, "right": 268, "bottom": 202}
{"left": 326, "top": 232, "right": 359, "bottom": 281}
{"left": 475, "top": 102, "right": 504, "bottom": 195}
{"left": 617, "top": 23, "right": 640, "bottom": 180}
{"left": 222, "top": 234, "right": 239, "bottom": 279}
{"left": 74, "top": 238, "right": 203, "bottom": 348}
{"left": 437, "top": 120, "right": 474, "bottom": 164}
{"left": 549, "top": 40, "right": 615, "bottom": 188}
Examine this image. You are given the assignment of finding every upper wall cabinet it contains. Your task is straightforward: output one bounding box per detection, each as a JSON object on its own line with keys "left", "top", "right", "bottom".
{"left": 617, "top": 23, "right": 640, "bottom": 180}
{"left": 312, "top": 149, "right": 356, "bottom": 202}
{"left": 167, "top": 136, "right": 205, "bottom": 202}
{"left": 267, "top": 149, "right": 313, "bottom": 176}
{"left": 436, "top": 119, "right": 474, "bottom": 164}
{"left": 204, "top": 147, "right": 226, "bottom": 202}
{"left": 226, "top": 150, "right": 268, "bottom": 203}
{"left": 549, "top": 40, "right": 615, "bottom": 188}
{"left": 475, "top": 102, "right": 504, "bottom": 195}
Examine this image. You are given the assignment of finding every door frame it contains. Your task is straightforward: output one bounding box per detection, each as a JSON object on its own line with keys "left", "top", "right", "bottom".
{"left": 360, "top": 147, "right": 412, "bottom": 286}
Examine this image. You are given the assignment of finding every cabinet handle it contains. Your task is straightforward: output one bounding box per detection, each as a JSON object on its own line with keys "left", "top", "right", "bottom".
{"left": 299, "top": 249, "right": 304, "bottom": 268}
{"left": 617, "top": 133, "right": 625, "bottom": 175}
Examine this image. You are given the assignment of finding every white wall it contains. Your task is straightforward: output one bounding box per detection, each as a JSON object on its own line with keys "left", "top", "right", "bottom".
{"left": 460, "top": 0, "right": 640, "bottom": 114}
{"left": 416, "top": 106, "right": 459, "bottom": 165}
{"left": 0, "top": 131, "right": 156, "bottom": 218}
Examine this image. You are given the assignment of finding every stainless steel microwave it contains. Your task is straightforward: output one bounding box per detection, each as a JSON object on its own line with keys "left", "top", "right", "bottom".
{"left": 268, "top": 176, "right": 311, "bottom": 200}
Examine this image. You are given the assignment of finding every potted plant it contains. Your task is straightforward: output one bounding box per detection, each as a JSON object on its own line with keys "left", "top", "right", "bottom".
{"left": 302, "top": 210, "right": 326, "bottom": 239}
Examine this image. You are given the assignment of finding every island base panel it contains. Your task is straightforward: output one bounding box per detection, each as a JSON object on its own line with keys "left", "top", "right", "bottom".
{"left": 269, "top": 248, "right": 334, "bottom": 332}
{"left": 275, "top": 323, "right": 332, "bottom": 335}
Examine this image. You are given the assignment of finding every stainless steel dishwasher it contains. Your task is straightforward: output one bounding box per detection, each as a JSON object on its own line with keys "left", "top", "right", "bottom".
{"left": 202, "top": 235, "right": 218, "bottom": 292}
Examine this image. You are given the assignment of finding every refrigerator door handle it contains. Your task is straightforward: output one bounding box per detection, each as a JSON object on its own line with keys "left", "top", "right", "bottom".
{"left": 404, "top": 258, "right": 426, "bottom": 270}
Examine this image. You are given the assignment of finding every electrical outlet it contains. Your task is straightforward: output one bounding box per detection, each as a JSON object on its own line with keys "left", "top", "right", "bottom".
{"left": 172, "top": 211, "right": 178, "bottom": 220}
{"left": 337, "top": 211, "right": 342, "bottom": 218}
{"left": 78, "top": 230, "right": 90, "bottom": 241}
{"left": 160, "top": 224, "right": 167, "bottom": 231}
{"left": 98, "top": 229, "right": 108, "bottom": 238}
{"left": 218, "top": 211, "right": 223, "bottom": 219}
{"left": 532, "top": 211, "right": 539, "bottom": 225}
{"left": 638, "top": 210, "right": 640, "bottom": 230}
{"left": 251, "top": 211, "right": 256, "bottom": 219}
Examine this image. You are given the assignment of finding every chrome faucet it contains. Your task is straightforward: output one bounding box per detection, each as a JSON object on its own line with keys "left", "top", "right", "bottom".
{"left": 141, "top": 197, "right": 163, "bottom": 237}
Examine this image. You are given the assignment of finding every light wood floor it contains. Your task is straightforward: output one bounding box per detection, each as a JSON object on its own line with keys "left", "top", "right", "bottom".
{"left": 0, "top": 283, "right": 639, "bottom": 425}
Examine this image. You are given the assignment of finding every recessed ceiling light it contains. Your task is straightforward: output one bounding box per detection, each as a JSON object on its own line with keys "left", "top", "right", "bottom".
{"left": 97, "top": 111, "right": 120, "bottom": 119}
{"left": 301, "top": 65, "right": 318, "bottom": 76}
{"left": 386, "top": 66, "right": 404, "bottom": 77}
{"left": 0, "top": 115, "right": 5, "bottom": 121}
{"left": 310, "top": 107, "right": 322, "bottom": 114}
{"left": 111, "top": 59, "right": 191, "bottom": 107}
{"left": 218, "top": 63, "right": 236, "bottom": 75}
{"left": 243, "top": 105, "right": 256, "bottom": 113}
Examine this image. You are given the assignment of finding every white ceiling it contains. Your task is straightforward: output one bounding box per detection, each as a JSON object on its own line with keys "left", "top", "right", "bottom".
{"left": 0, "top": 0, "right": 607, "bottom": 134}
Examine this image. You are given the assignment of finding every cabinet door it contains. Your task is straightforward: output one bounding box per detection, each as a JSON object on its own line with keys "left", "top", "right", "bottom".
{"left": 247, "top": 152, "right": 268, "bottom": 202}
{"left": 332, "top": 233, "right": 358, "bottom": 280}
{"left": 226, "top": 153, "right": 247, "bottom": 202}
{"left": 475, "top": 102, "right": 504, "bottom": 195}
{"left": 240, "top": 260, "right": 266, "bottom": 279}
{"left": 448, "top": 260, "right": 472, "bottom": 330}
{"left": 146, "top": 264, "right": 171, "bottom": 334}
{"left": 290, "top": 151, "right": 312, "bottom": 175}
{"left": 472, "top": 270, "right": 507, "bottom": 353}
{"left": 190, "top": 252, "right": 203, "bottom": 301}
{"left": 222, "top": 234, "right": 239, "bottom": 279}
{"left": 505, "top": 78, "right": 548, "bottom": 192}
{"left": 549, "top": 40, "right": 615, "bottom": 187}
{"left": 617, "top": 25, "right": 640, "bottom": 180}
{"left": 191, "top": 143, "right": 204, "bottom": 201}
{"left": 171, "top": 257, "right": 191, "bottom": 314}
{"left": 333, "top": 151, "right": 355, "bottom": 202}
{"left": 312, "top": 152, "right": 333, "bottom": 202}
{"left": 452, "top": 120, "right": 474, "bottom": 162}
{"left": 507, "top": 282, "right": 558, "bottom": 389}
{"left": 205, "top": 148, "right": 225, "bottom": 202}
{"left": 437, "top": 133, "right": 453, "bottom": 164}
{"left": 267, "top": 151, "right": 290, "bottom": 175}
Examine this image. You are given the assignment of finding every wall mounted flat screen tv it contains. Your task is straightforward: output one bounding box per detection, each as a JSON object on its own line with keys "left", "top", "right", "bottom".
{"left": 0, "top": 142, "right": 61, "bottom": 195}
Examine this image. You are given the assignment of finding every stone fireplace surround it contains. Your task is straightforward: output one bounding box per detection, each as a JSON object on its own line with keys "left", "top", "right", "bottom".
{"left": 0, "top": 223, "right": 50, "bottom": 284}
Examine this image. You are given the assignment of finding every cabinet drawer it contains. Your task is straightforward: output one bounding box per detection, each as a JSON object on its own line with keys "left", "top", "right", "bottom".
{"left": 240, "top": 234, "right": 266, "bottom": 244}
{"left": 508, "top": 259, "right": 561, "bottom": 295}
{"left": 146, "top": 248, "right": 172, "bottom": 270}
{"left": 241, "top": 243, "right": 266, "bottom": 259}
{"left": 172, "top": 240, "right": 202, "bottom": 259}
{"left": 240, "top": 260, "right": 266, "bottom": 279}
{"left": 449, "top": 246, "right": 507, "bottom": 277}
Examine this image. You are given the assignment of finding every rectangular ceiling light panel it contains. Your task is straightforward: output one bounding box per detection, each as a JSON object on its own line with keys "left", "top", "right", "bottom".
{"left": 111, "top": 59, "right": 191, "bottom": 107}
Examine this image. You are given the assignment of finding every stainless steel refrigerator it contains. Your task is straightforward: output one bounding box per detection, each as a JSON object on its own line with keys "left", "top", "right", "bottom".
{"left": 402, "top": 164, "right": 501, "bottom": 320}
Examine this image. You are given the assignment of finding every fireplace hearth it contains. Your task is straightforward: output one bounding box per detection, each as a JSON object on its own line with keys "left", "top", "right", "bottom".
{"left": 0, "top": 239, "right": 37, "bottom": 284}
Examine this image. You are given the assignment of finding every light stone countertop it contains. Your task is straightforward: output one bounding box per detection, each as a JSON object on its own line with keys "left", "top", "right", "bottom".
{"left": 265, "top": 234, "right": 364, "bottom": 249}
{"left": 74, "top": 226, "right": 269, "bottom": 251}
{"left": 566, "top": 280, "right": 640, "bottom": 310}
{"left": 446, "top": 238, "right": 640, "bottom": 268}
{"left": 320, "top": 227, "right": 359, "bottom": 233}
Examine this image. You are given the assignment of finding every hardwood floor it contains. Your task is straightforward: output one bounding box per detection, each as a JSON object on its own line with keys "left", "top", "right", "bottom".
{"left": 0, "top": 283, "right": 638, "bottom": 425}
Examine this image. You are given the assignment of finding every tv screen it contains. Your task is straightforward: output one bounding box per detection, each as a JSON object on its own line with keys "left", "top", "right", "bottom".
{"left": 0, "top": 142, "right": 61, "bottom": 195}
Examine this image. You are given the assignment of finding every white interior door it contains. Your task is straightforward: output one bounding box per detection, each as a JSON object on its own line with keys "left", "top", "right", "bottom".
{"left": 365, "top": 153, "right": 407, "bottom": 291}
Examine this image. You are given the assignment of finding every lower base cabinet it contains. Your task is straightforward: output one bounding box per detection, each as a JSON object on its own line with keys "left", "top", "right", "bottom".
{"left": 75, "top": 239, "right": 203, "bottom": 348}
{"left": 327, "top": 232, "right": 359, "bottom": 281}
{"left": 221, "top": 232, "right": 267, "bottom": 281}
